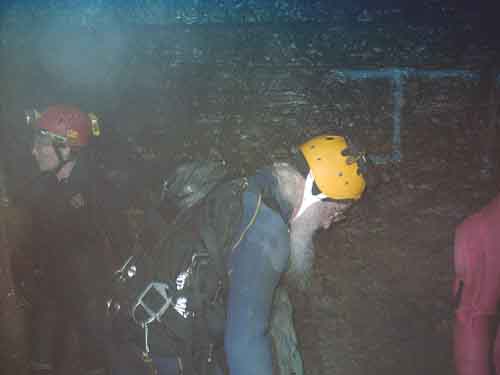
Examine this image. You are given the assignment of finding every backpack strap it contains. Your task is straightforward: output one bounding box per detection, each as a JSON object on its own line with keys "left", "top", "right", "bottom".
{"left": 199, "top": 178, "right": 246, "bottom": 280}
{"left": 230, "top": 192, "right": 262, "bottom": 252}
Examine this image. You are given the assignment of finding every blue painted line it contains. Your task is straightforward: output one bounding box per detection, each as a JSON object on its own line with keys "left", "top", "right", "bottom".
{"left": 391, "top": 71, "right": 404, "bottom": 162}
{"left": 332, "top": 68, "right": 489, "bottom": 81}
{"left": 329, "top": 68, "right": 500, "bottom": 163}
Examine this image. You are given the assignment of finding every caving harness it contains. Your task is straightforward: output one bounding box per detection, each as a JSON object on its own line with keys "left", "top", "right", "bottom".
{"left": 107, "top": 161, "right": 263, "bottom": 375}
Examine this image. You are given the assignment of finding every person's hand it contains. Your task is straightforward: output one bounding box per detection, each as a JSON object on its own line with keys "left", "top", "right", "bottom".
{"left": 69, "top": 192, "right": 85, "bottom": 208}
{"left": 55, "top": 160, "right": 76, "bottom": 181}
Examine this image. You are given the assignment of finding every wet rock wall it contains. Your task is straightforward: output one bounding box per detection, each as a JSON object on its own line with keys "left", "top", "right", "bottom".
{"left": 0, "top": 14, "right": 494, "bottom": 175}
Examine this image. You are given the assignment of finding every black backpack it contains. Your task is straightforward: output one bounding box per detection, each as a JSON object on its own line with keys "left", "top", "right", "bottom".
{"left": 108, "top": 160, "right": 248, "bottom": 374}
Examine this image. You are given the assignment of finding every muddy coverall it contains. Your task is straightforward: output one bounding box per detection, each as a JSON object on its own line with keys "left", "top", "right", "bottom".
{"left": 454, "top": 192, "right": 500, "bottom": 375}
{"left": 23, "top": 152, "right": 131, "bottom": 374}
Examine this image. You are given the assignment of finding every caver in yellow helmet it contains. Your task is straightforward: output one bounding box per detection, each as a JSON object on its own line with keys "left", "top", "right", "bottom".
{"left": 299, "top": 134, "right": 366, "bottom": 200}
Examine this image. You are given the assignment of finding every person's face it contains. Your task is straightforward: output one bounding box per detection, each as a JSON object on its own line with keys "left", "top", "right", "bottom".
{"left": 317, "top": 200, "right": 353, "bottom": 230}
{"left": 32, "top": 133, "right": 60, "bottom": 172}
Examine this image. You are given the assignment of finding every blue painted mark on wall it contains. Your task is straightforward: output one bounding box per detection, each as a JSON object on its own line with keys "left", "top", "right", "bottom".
{"left": 332, "top": 69, "right": 500, "bottom": 164}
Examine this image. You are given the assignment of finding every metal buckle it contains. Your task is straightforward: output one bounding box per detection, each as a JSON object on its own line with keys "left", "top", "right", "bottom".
{"left": 114, "top": 256, "right": 136, "bottom": 283}
{"left": 176, "top": 252, "right": 210, "bottom": 291}
{"left": 132, "top": 282, "right": 172, "bottom": 326}
{"left": 172, "top": 253, "right": 210, "bottom": 318}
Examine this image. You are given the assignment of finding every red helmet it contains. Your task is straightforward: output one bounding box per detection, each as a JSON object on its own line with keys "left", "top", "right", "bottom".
{"left": 35, "top": 105, "right": 92, "bottom": 147}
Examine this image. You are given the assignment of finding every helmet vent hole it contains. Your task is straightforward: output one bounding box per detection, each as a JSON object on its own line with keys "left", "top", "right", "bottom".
{"left": 345, "top": 181, "right": 349, "bottom": 185}
{"left": 316, "top": 157, "right": 321, "bottom": 161}
{"left": 325, "top": 136, "right": 335, "bottom": 140}
{"left": 338, "top": 172, "right": 343, "bottom": 177}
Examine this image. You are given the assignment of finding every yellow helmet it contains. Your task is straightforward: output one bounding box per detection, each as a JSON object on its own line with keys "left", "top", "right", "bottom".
{"left": 299, "top": 134, "right": 366, "bottom": 200}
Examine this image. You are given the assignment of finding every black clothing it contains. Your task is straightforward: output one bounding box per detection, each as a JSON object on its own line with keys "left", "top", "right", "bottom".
{"left": 25, "top": 151, "right": 132, "bottom": 373}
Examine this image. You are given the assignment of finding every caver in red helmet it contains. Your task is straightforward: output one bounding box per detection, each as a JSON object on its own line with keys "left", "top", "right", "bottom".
{"left": 36, "top": 105, "right": 92, "bottom": 147}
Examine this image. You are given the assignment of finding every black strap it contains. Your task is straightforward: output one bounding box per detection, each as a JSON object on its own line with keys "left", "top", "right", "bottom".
{"left": 199, "top": 221, "right": 226, "bottom": 284}
{"left": 199, "top": 179, "right": 247, "bottom": 282}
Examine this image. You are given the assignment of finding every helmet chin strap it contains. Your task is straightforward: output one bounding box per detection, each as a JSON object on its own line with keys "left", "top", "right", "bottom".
{"left": 292, "top": 170, "right": 327, "bottom": 222}
{"left": 52, "top": 143, "right": 74, "bottom": 176}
